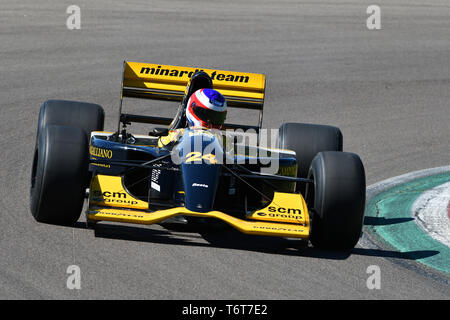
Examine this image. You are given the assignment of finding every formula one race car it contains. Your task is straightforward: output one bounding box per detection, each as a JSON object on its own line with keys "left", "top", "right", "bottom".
{"left": 30, "top": 61, "right": 366, "bottom": 251}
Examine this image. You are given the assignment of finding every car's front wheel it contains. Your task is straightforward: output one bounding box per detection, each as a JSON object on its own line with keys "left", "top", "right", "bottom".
{"left": 306, "top": 151, "right": 366, "bottom": 251}
{"left": 30, "top": 125, "right": 88, "bottom": 225}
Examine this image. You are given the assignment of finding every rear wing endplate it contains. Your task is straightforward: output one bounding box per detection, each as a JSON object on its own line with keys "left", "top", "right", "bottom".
{"left": 118, "top": 61, "right": 266, "bottom": 132}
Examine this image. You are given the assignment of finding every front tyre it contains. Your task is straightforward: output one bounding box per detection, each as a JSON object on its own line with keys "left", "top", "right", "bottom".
{"left": 307, "top": 151, "right": 366, "bottom": 251}
{"left": 30, "top": 125, "right": 88, "bottom": 225}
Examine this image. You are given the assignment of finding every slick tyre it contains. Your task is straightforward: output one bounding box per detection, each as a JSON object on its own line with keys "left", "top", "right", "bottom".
{"left": 307, "top": 151, "right": 366, "bottom": 251}
{"left": 30, "top": 125, "right": 88, "bottom": 225}
{"left": 33, "top": 99, "right": 104, "bottom": 190}
{"left": 278, "top": 123, "right": 342, "bottom": 193}
{"left": 36, "top": 99, "right": 104, "bottom": 140}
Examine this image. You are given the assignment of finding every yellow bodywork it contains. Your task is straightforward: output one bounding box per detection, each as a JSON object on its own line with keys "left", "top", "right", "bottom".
{"left": 88, "top": 174, "right": 310, "bottom": 239}
{"left": 246, "top": 192, "right": 308, "bottom": 225}
{"left": 122, "top": 61, "right": 266, "bottom": 108}
{"left": 89, "top": 175, "right": 148, "bottom": 210}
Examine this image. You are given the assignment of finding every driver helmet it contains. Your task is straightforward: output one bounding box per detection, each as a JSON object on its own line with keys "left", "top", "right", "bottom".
{"left": 186, "top": 88, "right": 227, "bottom": 129}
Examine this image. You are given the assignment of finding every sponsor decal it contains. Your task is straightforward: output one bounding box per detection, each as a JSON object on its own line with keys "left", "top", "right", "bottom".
{"left": 256, "top": 212, "right": 303, "bottom": 220}
{"left": 92, "top": 190, "right": 138, "bottom": 205}
{"left": 192, "top": 183, "right": 208, "bottom": 188}
{"left": 267, "top": 206, "right": 301, "bottom": 214}
{"left": 89, "top": 146, "right": 112, "bottom": 159}
{"left": 92, "top": 210, "right": 144, "bottom": 219}
{"left": 91, "top": 162, "right": 111, "bottom": 168}
{"left": 254, "top": 206, "right": 303, "bottom": 221}
{"left": 150, "top": 164, "right": 162, "bottom": 188}
{"left": 257, "top": 206, "right": 301, "bottom": 216}
{"left": 151, "top": 181, "right": 161, "bottom": 192}
{"left": 251, "top": 225, "right": 304, "bottom": 233}
{"left": 139, "top": 66, "right": 250, "bottom": 83}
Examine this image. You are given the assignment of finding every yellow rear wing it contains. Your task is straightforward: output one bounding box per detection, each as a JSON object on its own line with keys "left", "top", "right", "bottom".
{"left": 122, "top": 61, "right": 265, "bottom": 109}
{"left": 118, "top": 61, "right": 266, "bottom": 132}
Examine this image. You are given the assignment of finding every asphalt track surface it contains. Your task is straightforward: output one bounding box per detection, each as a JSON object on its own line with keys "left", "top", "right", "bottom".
{"left": 1, "top": 0, "right": 449, "bottom": 299}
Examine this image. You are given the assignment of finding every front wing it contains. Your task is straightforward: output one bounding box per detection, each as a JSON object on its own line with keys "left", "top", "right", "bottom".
{"left": 87, "top": 174, "right": 310, "bottom": 239}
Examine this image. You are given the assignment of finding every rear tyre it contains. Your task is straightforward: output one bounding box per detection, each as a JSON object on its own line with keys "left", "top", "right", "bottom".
{"left": 307, "top": 151, "right": 366, "bottom": 251}
{"left": 30, "top": 125, "right": 89, "bottom": 225}
{"left": 278, "top": 123, "right": 342, "bottom": 193}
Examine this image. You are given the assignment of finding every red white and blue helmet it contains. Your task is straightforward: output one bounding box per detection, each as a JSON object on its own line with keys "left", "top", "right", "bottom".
{"left": 186, "top": 89, "right": 227, "bottom": 129}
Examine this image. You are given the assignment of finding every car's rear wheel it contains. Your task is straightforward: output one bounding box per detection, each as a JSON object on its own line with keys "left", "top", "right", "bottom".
{"left": 30, "top": 125, "right": 89, "bottom": 225}
{"left": 278, "top": 122, "right": 342, "bottom": 193}
{"left": 306, "top": 151, "right": 366, "bottom": 251}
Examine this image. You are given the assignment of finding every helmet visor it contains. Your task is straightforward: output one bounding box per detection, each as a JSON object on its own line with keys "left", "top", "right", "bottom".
{"left": 193, "top": 106, "right": 227, "bottom": 126}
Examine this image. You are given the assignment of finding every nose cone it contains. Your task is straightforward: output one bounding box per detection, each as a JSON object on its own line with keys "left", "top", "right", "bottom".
{"left": 181, "top": 162, "right": 220, "bottom": 212}
{"left": 175, "top": 129, "right": 223, "bottom": 212}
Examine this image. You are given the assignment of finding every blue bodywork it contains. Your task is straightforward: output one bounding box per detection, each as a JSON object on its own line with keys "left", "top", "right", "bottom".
{"left": 89, "top": 128, "right": 297, "bottom": 213}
